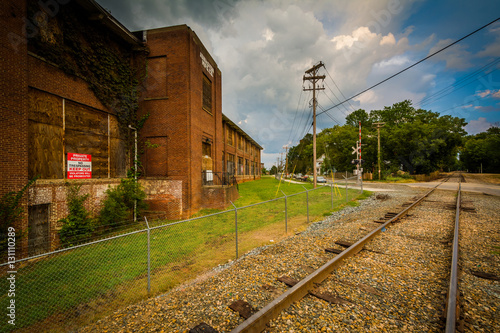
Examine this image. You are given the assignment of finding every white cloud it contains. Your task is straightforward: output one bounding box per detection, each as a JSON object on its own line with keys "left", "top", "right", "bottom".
{"left": 476, "top": 89, "right": 500, "bottom": 98}
{"left": 380, "top": 32, "right": 396, "bottom": 45}
{"left": 465, "top": 117, "right": 492, "bottom": 134}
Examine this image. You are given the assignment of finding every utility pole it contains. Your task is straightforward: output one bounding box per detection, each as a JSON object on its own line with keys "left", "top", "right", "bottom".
{"left": 358, "top": 122, "right": 362, "bottom": 184}
{"left": 303, "top": 61, "right": 325, "bottom": 188}
{"left": 372, "top": 122, "right": 385, "bottom": 180}
{"left": 283, "top": 145, "right": 289, "bottom": 176}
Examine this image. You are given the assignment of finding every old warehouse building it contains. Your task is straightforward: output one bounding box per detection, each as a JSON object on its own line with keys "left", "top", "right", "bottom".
{"left": 0, "top": 0, "right": 261, "bottom": 256}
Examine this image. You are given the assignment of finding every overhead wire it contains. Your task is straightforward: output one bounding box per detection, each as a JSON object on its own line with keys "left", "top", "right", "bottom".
{"left": 317, "top": 17, "right": 500, "bottom": 117}
{"left": 417, "top": 58, "right": 500, "bottom": 108}
{"left": 324, "top": 66, "right": 357, "bottom": 112}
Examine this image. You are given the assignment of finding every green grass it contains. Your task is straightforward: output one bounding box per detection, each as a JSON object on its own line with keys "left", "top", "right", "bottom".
{"left": 0, "top": 177, "right": 369, "bottom": 332}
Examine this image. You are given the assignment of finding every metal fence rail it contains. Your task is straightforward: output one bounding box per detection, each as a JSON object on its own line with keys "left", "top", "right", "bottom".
{"left": 0, "top": 181, "right": 364, "bottom": 332}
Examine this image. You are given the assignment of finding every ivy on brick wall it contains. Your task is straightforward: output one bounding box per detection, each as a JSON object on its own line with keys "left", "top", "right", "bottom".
{"left": 28, "top": 1, "right": 147, "bottom": 131}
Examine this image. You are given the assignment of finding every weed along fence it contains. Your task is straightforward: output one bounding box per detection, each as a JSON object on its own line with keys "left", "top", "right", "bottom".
{"left": 0, "top": 178, "right": 365, "bottom": 332}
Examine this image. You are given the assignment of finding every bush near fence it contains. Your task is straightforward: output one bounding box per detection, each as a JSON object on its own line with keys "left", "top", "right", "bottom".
{"left": 0, "top": 178, "right": 367, "bottom": 332}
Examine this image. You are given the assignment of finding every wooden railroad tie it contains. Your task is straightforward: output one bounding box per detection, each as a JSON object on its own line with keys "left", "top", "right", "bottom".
{"left": 189, "top": 322, "right": 219, "bottom": 333}
{"left": 335, "top": 240, "right": 353, "bottom": 248}
{"left": 277, "top": 276, "right": 353, "bottom": 306}
{"left": 470, "top": 270, "right": 499, "bottom": 281}
{"left": 228, "top": 300, "right": 257, "bottom": 319}
{"left": 325, "top": 248, "right": 343, "bottom": 254}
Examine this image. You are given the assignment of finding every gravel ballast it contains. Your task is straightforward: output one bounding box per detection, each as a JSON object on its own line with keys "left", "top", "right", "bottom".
{"left": 77, "top": 183, "right": 499, "bottom": 333}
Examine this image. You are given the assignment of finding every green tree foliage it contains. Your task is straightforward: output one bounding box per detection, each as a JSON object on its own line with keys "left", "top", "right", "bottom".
{"left": 98, "top": 179, "right": 147, "bottom": 229}
{"left": 58, "top": 184, "right": 94, "bottom": 248}
{"left": 461, "top": 127, "right": 500, "bottom": 173}
{"left": 288, "top": 100, "right": 467, "bottom": 175}
{"left": 269, "top": 165, "right": 278, "bottom": 175}
{"left": 287, "top": 134, "right": 313, "bottom": 174}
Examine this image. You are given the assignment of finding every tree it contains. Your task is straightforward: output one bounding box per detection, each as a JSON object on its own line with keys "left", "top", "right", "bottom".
{"left": 59, "top": 184, "right": 94, "bottom": 248}
{"left": 345, "top": 109, "right": 372, "bottom": 128}
{"left": 288, "top": 100, "right": 467, "bottom": 176}
{"left": 287, "top": 134, "right": 313, "bottom": 174}
{"left": 461, "top": 127, "right": 500, "bottom": 173}
{"left": 269, "top": 165, "right": 278, "bottom": 175}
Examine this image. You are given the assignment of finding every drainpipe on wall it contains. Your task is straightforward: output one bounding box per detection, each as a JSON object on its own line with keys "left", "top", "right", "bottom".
{"left": 128, "top": 125, "right": 137, "bottom": 222}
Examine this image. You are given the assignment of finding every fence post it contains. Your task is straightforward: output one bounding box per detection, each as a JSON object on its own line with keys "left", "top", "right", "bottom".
{"left": 230, "top": 201, "right": 238, "bottom": 259}
{"left": 330, "top": 183, "right": 333, "bottom": 209}
{"left": 301, "top": 186, "right": 309, "bottom": 223}
{"left": 144, "top": 217, "right": 151, "bottom": 294}
{"left": 344, "top": 172, "right": 348, "bottom": 203}
{"left": 280, "top": 190, "right": 288, "bottom": 233}
{"left": 361, "top": 171, "right": 363, "bottom": 193}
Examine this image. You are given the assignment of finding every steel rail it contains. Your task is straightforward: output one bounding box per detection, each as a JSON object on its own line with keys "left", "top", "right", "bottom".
{"left": 445, "top": 179, "right": 461, "bottom": 332}
{"left": 231, "top": 177, "right": 450, "bottom": 333}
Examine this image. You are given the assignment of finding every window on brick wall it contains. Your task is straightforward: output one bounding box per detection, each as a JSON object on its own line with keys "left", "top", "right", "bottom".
{"left": 202, "top": 141, "right": 212, "bottom": 171}
{"left": 227, "top": 127, "right": 234, "bottom": 147}
{"left": 238, "top": 134, "right": 244, "bottom": 150}
{"left": 203, "top": 74, "right": 212, "bottom": 113}
{"left": 245, "top": 159, "right": 249, "bottom": 175}
{"left": 227, "top": 153, "right": 235, "bottom": 175}
{"left": 238, "top": 157, "right": 243, "bottom": 175}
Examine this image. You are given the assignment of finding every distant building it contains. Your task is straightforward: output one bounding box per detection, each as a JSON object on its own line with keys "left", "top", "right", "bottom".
{"left": 0, "top": 0, "right": 261, "bottom": 256}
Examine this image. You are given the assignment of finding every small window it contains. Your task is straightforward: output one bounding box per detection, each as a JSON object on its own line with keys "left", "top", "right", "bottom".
{"left": 203, "top": 74, "right": 212, "bottom": 113}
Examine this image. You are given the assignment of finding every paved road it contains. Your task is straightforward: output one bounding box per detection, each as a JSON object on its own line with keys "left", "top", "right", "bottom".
{"left": 405, "top": 181, "right": 500, "bottom": 196}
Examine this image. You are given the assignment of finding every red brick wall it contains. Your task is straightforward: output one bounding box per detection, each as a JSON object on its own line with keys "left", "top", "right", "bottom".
{"left": 28, "top": 55, "right": 109, "bottom": 111}
{"left": 139, "top": 25, "right": 225, "bottom": 217}
{"left": 27, "top": 178, "right": 183, "bottom": 254}
{"left": 201, "top": 186, "right": 239, "bottom": 210}
{"left": 0, "top": 0, "right": 29, "bottom": 250}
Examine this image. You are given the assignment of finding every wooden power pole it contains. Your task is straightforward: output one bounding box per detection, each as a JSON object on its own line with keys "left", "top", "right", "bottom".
{"left": 303, "top": 62, "right": 325, "bottom": 188}
{"left": 372, "top": 122, "right": 385, "bottom": 180}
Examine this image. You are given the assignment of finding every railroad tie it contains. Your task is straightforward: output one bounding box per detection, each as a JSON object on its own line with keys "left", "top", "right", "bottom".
{"left": 277, "top": 276, "right": 352, "bottom": 306}
{"left": 228, "top": 300, "right": 257, "bottom": 319}
{"left": 325, "top": 248, "right": 343, "bottom": 254}
{"left": 189, "top": 322, "right": 219, "bottom": 333}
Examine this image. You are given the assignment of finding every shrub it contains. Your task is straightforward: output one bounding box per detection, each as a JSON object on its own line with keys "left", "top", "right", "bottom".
{"left": 0, "top": 177, "right": 38, "bottom": 254}
{"left": 58, "top": 184, "right": 94, "bottom": 248}
{"left": 98, "top": 179, "right": 147, "bottom": 229}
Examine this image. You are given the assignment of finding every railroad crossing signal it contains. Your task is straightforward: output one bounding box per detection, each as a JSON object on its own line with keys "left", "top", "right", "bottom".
{"left": 351, "top": 145, "right": 360, "bottom": 155}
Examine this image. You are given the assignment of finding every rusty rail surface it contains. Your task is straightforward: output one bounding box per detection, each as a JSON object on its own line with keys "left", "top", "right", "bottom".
{"left": 445, "top": 180, "right": 461, "bottom": 332}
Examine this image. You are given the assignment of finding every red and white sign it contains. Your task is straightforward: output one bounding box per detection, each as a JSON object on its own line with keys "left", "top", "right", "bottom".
{"left": 67, "top": 153, "right": 92, "bottom": 179}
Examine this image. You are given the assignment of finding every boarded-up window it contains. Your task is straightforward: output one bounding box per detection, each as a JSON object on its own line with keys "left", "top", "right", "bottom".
{"left": 203, "top": 74, "right": 212, "bottom": 113}
{"left": 145, "top": 56, "right": 167, "bottom": 98}
{"left": 65, "top": 100, "right": 108, "bottom": 178}
{"left": 28, "top": 89, "right": 126, "bottom": 180}
{"left": 28, "top": 89, "right": 64, "bottom": 179}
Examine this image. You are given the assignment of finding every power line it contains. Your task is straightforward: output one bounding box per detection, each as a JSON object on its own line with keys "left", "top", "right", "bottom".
{"left": 317, "top": 17, "right": 500, "bottom": 117}
{"left": 323, "top": 82, "right": 351, "bottom": 116}
{"left": 324, "top": 66, "right": 357, "bottom": 112}
{"left": 417, "top": 58, "right": 500, "bottom": 108}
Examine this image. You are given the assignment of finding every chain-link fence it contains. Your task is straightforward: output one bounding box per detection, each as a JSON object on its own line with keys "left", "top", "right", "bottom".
{"left": 0, "top": 178, "right": 365, "bottom": 332}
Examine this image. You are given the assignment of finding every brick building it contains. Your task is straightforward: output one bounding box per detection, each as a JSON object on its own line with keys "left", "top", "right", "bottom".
{"left": 0, "top": 0, "right": 261, "bottom": 256}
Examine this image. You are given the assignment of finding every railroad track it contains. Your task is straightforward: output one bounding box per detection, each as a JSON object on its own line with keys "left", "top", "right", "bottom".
{"left": 189, "top": 174, "right": 466, "bottom": 332}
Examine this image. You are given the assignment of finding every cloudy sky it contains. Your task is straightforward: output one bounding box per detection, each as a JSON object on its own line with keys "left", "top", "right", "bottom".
{"left": 97, "top": 0, "right": 500, "bottom": 168}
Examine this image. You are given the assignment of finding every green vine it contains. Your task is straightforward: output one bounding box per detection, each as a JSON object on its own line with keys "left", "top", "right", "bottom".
{"left": 27, "top": 2, "right": 147, "bottom": 131}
